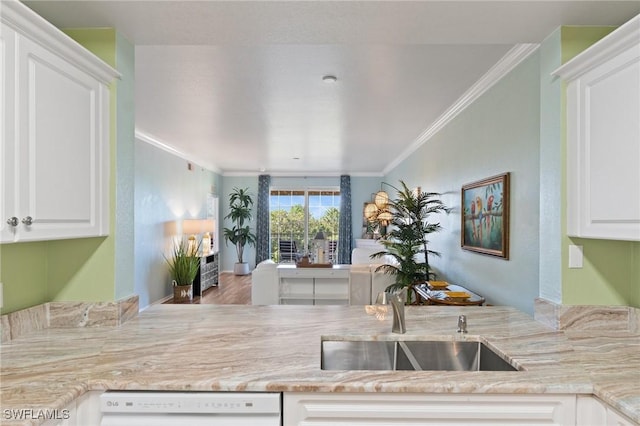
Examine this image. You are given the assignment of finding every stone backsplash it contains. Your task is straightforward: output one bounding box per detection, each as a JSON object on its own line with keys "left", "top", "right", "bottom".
{"left": 0, "top": 295, "right": 138, "bottom": 343}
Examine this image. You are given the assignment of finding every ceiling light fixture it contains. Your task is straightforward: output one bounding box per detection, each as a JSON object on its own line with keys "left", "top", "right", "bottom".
{"left": 322, "top": 75, "right": 337, "bottom": 83}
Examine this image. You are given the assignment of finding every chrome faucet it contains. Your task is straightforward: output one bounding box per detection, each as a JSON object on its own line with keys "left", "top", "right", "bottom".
{"left": 389, "top": 293, "right": 406, "bottom": 334}
{"left": 457, "top": 315, "right": 468, "bottom": 333}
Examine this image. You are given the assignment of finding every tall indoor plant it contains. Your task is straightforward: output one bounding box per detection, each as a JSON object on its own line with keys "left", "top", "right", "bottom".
{"left": 223, "top": 187, "right": 256, "bottom": 275}
{"left": 165, "top": 238, "right": 201, "bottom": 303}
{"left": 372, "top": 181, "right": 450, "bottom": 303}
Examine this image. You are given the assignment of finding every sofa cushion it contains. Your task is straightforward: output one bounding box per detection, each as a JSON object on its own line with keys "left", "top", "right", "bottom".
{"left": 351, "top": 248, "right": 397, "bottom": 266}
{"left": 256, "top": 259, "right": 276, "bottom": 269}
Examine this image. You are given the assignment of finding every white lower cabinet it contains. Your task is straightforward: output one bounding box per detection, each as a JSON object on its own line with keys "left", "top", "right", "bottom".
{"left": 42, "top": 391, "right": 102, "bottom": 426}
{"left": 577, "top": 396, "right": 638, "bottom": 426}
{"left": 283, "top": 392, "right": 577, "bottom": 425}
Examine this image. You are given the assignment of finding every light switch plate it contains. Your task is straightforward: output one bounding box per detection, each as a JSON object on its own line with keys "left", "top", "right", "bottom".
{"left": 568, "top": 245, "right": 584, "bottom": 269}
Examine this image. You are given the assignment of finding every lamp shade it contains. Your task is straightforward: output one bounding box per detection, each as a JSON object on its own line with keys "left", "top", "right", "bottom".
{"left": 374, "top": 191, "right": 389, "bottom": 209}
{"left": 182, "top": 219, "right": 215, "bottom": 235}
{"left": 364, "top": 203, "right": 378, "bottom": 220}
{"left": 377, "top": 210, "right": 393, "bottom": 224}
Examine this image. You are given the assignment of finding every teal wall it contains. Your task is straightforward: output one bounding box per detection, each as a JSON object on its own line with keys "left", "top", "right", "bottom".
{"left": 351, "top": 176, "right": 386, "bottom": 241}
{"left": 385, "top": 52, "right": 542, "bottom": 315}
{"left": 0, "top": 29, "right": 134, "bottom": 314}
{"left": 134, "top": 139, "right": 221, "bottom": 308}
{"left": 538, "top": 28, "right": 563, "bottom": 304}
{"left": 114, "top": 32, "right": 136, "bottom": 300}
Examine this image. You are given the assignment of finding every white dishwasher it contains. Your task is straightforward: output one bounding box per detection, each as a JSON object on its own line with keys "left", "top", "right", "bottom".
{"left": 100, "top": 391, "right": 281, "bottom": 426}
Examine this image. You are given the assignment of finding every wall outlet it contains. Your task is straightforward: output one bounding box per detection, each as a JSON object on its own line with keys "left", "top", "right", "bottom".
{"left": 568, "top": 245, "right": 584, "bottom": 269}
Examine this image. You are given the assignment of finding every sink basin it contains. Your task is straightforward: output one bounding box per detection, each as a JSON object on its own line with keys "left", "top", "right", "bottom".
{"left": 321, "top": 340, "right": 517, "bottom": 371}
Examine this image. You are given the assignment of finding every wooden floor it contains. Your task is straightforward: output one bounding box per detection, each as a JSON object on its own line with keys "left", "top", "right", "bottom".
{"left": 172, "top": 272, "right": 252, "bottom": 304}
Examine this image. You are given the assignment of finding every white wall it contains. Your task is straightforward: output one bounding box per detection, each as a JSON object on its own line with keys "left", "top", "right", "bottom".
{"left": 385, "top": 52, "right": 541, "bottom": 315}
{"left": 134, "top": 139, "right": 220, "bottom": 308}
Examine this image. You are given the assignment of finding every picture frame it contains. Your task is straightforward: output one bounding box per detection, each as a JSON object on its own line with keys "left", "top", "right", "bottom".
{"left": 461, "top": 172, "right": 510, "bottom": 259}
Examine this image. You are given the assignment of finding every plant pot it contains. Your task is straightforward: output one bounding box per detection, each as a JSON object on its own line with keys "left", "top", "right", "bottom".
{"left": 173, "top": 283, "right": 193, "bottom": 303}
{"left": 234, "top": 262, "right": 250, "bottom": 275}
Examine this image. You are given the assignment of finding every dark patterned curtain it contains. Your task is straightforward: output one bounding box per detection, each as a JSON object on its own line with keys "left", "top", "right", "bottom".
{"left": 338, "top": 175, "right": 352, "bottom": 264}
{"left": 255, "top": 175, "right": 271, "bottom": 264}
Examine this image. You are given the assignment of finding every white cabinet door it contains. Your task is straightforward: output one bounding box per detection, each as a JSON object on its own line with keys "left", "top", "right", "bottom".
{"left": 0, "top": 2, "right": 116, "bottom": 243}
{"left": 554, "top": 16, "right": 640, "bottom": 241}
{"left": 577, "top": 396, "right": 607, "bottom": 425}
{"left": 0, "top": 24, "right": 17, "bottom": 242}
{"left": 283, "top": 392, "right": 576, "bottom": 425}
{"left": 13, "top": 34, "right": 110, "bottom": 242}
{"left": 578, "top": 396, "right": 638, "bottom": 426}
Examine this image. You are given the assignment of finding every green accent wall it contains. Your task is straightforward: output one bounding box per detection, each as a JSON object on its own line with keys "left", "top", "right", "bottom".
{"left": 0, "top": 29, "right": 134, "bottom": 314}
{"left": 559, "top": 26, "right": 640, "bottom": 307}
{"left": 0, "top": 242, "right": 48, "bottom": 313}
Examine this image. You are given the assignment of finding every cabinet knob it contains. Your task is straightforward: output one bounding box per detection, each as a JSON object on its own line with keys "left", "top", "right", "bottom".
{"left": 21, "top": 216, "right": 33, "bottom": 226}
{"left": 6, "top": 217, "right": 19, "bottom": 227}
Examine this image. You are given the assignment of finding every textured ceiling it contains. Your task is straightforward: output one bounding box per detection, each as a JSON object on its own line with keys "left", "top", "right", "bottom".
{"left": 24, "top": 1, "right": 640, "bottom": 175}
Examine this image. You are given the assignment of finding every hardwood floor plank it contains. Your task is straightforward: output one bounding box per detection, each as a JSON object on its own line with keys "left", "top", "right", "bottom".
{"left": 169, "top": 272, "right": 251, "bottom": 305}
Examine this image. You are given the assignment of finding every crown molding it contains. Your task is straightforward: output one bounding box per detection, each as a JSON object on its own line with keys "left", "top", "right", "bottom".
{"left": 383, "top": 43, "right": 540, "bottom": 175}
{"left": 222, "top": 171, "right": 384, "bottom": 177}
{"left": 0, "top": 0, "right": 120, "bottom": 83}
{"left": 135, "top": 130, "right": 222, "bottom": 175}
{"left": 552, "top": 14, "right": 639, "bottom": 81}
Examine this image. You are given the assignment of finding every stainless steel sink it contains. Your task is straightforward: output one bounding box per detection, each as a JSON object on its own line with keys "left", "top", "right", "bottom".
{"left": 321, "top": 340, "right": 517, "bottom": 371}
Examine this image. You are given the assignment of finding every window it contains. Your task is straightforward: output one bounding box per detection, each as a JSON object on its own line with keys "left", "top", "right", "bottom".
{"left": 270, "top": 189, "right": 340, "bottom": 262}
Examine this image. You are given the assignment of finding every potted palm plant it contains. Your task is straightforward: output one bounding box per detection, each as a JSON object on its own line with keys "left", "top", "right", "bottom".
{"left": 223, "top": 187, "right": 257, "bottom": 275}
{"left": 165, "top": 238, "right": 201, "bottom": 303}
{"left": 372, "top": 181, "right": 450, "bottom": 304}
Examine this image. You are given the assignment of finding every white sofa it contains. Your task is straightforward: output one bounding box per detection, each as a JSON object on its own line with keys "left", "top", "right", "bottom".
{"left": 349, "top": 247, "right": 397, "bottom": 305}
{"left": 251, "top": 249, "right": 397, "bottom": 305}
{"left": 251, "top": 260, "right": 279, "bottom": 305}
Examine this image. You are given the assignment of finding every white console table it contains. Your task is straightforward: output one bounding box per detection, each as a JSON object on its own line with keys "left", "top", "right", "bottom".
{"left": 278, "top": 265, "right": 350, "bottom": 305}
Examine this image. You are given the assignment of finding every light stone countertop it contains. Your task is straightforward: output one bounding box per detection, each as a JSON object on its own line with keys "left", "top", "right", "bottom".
{"left": 1, "top": 304, "right": 639, "bottom": 425}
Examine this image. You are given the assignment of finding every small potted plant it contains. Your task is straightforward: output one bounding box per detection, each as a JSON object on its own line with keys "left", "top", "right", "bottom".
{"left": 165, "top": 238, "right": 201, "bottom": 303}
{"left": 223, "top": 187, "right": 257, "bottom": 275}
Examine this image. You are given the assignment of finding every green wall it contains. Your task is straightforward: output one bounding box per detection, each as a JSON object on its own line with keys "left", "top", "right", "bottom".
{"left": 0, "top": 243, "right": 48, "bottom": 312}
{"left": 0, "top": 29, "right": 134, "bottom": 314}
{"left": 559, "top": 27, "right": 640, "bottom": 307}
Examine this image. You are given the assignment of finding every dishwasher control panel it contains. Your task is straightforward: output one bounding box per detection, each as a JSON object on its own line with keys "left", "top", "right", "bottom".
{"left": 101, "top": 391, "right": 281, "bottom": 414}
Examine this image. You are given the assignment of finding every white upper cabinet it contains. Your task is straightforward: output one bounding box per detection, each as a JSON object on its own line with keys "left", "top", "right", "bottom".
{"left": 553, "top": 15, "right": 640, "bottom": 241}
{"left": 0, "top": 0, "right": 119, "bottom": 243}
